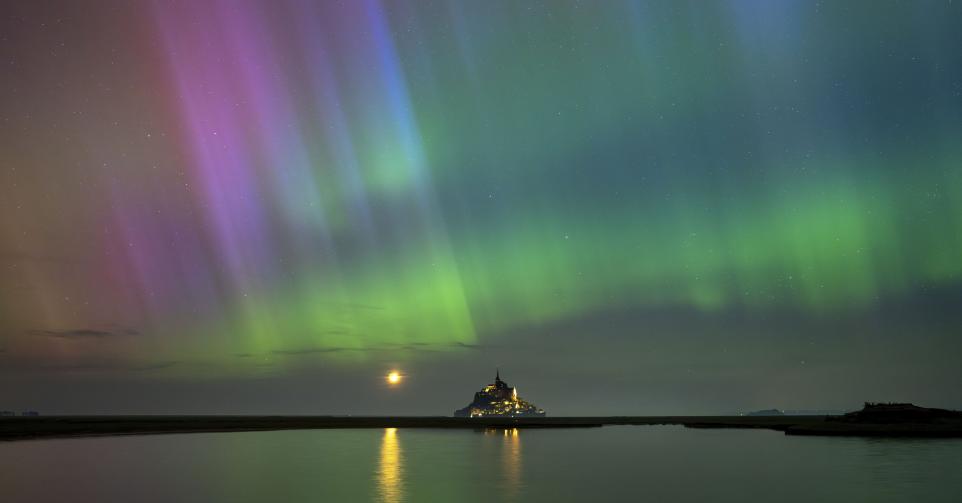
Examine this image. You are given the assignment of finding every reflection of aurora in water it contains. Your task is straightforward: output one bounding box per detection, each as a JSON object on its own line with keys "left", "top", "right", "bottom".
{"left": 2, "top": 428, "right": 961, "bottom": 501}
{"left": 378, "top": 428, "right": 403, "bottom": 503}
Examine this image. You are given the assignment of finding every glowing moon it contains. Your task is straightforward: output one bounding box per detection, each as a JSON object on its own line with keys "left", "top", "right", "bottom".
{"left": 387, "top": 371, "right": 402, "bottom": 385}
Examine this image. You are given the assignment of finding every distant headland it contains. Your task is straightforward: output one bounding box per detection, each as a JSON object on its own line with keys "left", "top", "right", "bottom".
{"left": 781, "top": 403, "right": 962, "bottom": 437}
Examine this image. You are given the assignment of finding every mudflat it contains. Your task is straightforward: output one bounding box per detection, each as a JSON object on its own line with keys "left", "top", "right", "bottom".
{"left": 0, "top": 415, "right": 836, "bottom": 441}
{"left": 4, "top": 408, "right": 961, "bottom": 441}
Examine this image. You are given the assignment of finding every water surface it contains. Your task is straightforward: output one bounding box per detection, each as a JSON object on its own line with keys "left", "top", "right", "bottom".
{"left": 2, "top": 426, "right": 960, "bottom": 502}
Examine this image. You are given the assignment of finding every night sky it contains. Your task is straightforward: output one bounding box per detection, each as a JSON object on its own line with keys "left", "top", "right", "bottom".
{"left": 2, "top": 0, "right": 961, "bottom": 415}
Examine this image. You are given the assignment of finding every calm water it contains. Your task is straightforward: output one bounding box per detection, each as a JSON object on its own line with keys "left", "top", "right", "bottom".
{"left": 2, "top": 426, "right": 961, "bottom": 502}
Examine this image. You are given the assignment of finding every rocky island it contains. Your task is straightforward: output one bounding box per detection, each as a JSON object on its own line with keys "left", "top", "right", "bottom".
{"left": 453, "top": 371, "right": 545, "bottom": 418}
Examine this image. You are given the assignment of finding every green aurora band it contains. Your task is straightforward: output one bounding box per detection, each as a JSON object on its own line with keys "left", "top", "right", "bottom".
{"left": 1, "top": 1, "right": 961, "bottom": 374}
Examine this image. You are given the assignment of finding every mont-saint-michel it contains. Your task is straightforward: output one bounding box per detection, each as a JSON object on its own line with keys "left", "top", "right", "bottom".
{"left": 453, "top": 371, "right": 545, "bottom": 418}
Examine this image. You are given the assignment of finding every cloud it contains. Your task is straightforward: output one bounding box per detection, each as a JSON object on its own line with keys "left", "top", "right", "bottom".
{"left": 399, "top": 345, "right": 440, "bottom": 353}
{"left": 42, "top": 360, "right": 180, "bottom": 373}
{"left": 393, "top": 341, "right": 486, "bottom": 351}
{"left": 272, "top": 347, "right": 361, "bottom": 356}
{"left": 270, "top": 341, "right": 487, "bottom": 356}
{"left": 30, "top": 327, "right": 140, "bottom": 339}
{"left": 132, "top": 361, "right": 180, "bottom": 372}
{"left": 0, "top": 250, "right": 92, "bottom": 265}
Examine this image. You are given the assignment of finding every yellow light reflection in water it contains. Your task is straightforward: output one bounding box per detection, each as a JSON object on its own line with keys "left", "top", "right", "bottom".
{"left": 378, "top": 428, "right": 403, "bottom": 503}
{"left": 502, "top": 428, "right": 521, "bottom": 499}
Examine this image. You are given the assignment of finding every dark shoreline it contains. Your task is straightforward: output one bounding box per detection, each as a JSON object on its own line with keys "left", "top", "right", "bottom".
{"left": 4, "top": 414, "right": 959, "bottom": 441}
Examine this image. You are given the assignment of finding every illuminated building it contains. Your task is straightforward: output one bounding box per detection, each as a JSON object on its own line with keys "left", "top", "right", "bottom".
{"left": 453, "top": 371, "right": 546, "bottom": 418}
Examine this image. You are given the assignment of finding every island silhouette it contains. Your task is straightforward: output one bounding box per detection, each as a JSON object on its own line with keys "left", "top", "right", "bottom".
{"left": 453, "top": 371, "right": 546, "bottom": 418}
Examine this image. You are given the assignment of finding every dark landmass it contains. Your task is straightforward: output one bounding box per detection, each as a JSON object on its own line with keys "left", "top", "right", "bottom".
{"left": 1, "top": 404, "right": 959, "bottom": 441}
{"left": 784, "top": 403, "right": 962, "bottom": 437}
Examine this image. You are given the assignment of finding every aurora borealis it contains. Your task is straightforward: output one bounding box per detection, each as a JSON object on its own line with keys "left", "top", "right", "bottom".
{"left": 2, "top": 1, "right": 962, "bottom": 414}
